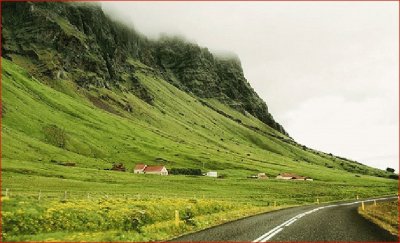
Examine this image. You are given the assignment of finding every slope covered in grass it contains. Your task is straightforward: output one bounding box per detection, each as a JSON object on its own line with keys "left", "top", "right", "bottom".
{"left": 3, "top": 58, "right": 394, "bottom": 180}
{"left": 1, "top": 58, "right": 397, "bottom": 242}
{"left": 3, "top": 57, "right": 397, "bottom": 200}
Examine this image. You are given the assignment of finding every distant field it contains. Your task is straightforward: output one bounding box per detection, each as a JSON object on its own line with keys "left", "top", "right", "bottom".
{"left": 2, "top": 158, "right": 397, "bottom": 206}
{"left": 358, "top": 201, "right": 398, "bottom": 236}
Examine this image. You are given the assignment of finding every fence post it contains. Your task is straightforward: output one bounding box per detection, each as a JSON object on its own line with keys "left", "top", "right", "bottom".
{"left": 38, "top": 190, "right": 42, "bottom": 201}
{"left": 5, "top": 188, "right": 9, "bottom": 197}
{"left": 316, "top": 198, "right": 320, "bottom": 205}
{"left": 274, "top": 201, "right": 277, "bottom": 207}
{"left": 64, "top": 191, "right": 67, "bottom": 200}
{"left": 175, "top": 210, "right": 180, "bottom": 227}
{"left": 373, "top": 200, "right": 377, "bottom": 206}
{"left": 361, "top": 201, "right": 365, "bottom": 211}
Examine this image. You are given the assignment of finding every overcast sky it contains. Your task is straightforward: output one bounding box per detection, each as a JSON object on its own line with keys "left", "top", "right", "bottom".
{"left": 102, "top": 1, "right": 398, "bottom": 171}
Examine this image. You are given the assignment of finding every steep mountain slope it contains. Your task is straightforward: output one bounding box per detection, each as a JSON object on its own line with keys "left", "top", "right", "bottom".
{"left": 2, "top": 1, "right": 287, "bottom": 135}
{"left": 1, "top": 2, "right": 396, "bottom": 181}
{"left": 3, "top": 57, "right": 396, "bottom": 192}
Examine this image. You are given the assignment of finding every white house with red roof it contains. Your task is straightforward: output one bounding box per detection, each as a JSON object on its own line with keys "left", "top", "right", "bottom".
{"left": 133, "top": 164, "right": 147, "bottom": 174}
{"left": 276, "top": 173, "right": 312, "bottom": 181}
{"left": 133, "top": 164, "right": 168, "bottom": 175}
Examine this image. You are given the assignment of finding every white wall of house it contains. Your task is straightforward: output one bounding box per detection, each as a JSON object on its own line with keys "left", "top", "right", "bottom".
{"left": 160, "top": 167, "right": 168, "bottom": 175}
{"left": 206, "top": 171, "right": 218, "bottom": 177}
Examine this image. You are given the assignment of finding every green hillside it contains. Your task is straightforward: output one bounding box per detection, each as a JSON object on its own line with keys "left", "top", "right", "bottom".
{"left": 1, "top": 1, "right": 397, "bottom": 242}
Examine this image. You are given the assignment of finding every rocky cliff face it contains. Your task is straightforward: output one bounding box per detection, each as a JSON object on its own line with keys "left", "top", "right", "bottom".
{"left": 2, "top": 1, "right": 288, "bottom": 135}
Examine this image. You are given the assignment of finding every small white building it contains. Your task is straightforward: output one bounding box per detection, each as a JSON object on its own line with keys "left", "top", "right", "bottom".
{"left": 206, "top": 171, "right": 218, "bottom": 178}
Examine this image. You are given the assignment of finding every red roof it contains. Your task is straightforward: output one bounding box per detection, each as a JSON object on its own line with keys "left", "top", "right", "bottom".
{"left": 279, "top": 173, "right": 305, "bottom": 179}
{"left": 144, "top": 165, "right": 165, "bottom": 172}
{"left": 134, "top": 164, "right": 146, "bottom": 170}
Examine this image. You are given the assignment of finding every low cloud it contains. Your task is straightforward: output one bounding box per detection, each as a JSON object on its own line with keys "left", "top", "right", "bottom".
{"left": 101, "top": 2, "right": 398, "bottom": 170}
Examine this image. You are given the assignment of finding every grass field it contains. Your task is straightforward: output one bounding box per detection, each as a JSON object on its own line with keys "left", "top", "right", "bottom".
{"left": 358, "top": 201, "right": 398, "bottom": 236}
{"left": 2, "top": 58, "right": 398, "bottom": 241}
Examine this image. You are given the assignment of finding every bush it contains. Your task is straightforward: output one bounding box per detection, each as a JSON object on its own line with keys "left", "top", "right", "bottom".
{"left": 43, "top": 124, "right": 67, "bottom": 148}
{"left": 218, "top": 174, "right": 227, "bottom": 179}
{"left": 111, "top": 163, "right": 126, "bottom": 172}
{"left": 169, "top": 168, "right": 202, "bottom": 176}
{"left": 386, "top": 167, "right": 395, "bottom": 173}
{"left": 181, "top": 207, "right": 197, "bottom": 226}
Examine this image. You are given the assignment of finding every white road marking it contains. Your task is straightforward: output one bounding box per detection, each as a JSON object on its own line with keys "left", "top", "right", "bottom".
{"left": 260, "top": 228, "right": 283, "bottom": 242}
{"left": 253, "top": 224, "right": 284, "bottom": 242}
{"left": 283, "top": 217, "right": 298, "bottom": 226}
{"left": 252, "top": 196, "right": 398, "bottom": 242}
{"left": 284, "top": 218, "right": 298, "bottom": 226}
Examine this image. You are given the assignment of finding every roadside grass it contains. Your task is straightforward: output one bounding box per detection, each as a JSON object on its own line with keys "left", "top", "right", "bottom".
{"left": 358, "top": 201, "right": 398, "bottom": 236}
{"left": 2, "top": 197, "right": 277, "bottom": 242}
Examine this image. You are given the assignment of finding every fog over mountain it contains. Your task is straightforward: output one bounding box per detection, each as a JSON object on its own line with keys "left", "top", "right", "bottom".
{"left": 102, "top": 1, "right": 398, "bottom": 170}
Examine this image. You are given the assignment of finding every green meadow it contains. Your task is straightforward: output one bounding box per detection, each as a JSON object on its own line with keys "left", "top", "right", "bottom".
{"left": 2, "top": 58, "right": 397, "bottom": 241}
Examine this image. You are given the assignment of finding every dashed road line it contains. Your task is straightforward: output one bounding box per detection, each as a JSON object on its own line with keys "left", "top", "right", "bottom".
{"left": 252, "top": 196, "right": 398, "bottom": 242}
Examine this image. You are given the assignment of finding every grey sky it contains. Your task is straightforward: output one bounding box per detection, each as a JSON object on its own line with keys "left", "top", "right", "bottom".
{"left": 101, "top": 1, "right": 398, "bottom": 171}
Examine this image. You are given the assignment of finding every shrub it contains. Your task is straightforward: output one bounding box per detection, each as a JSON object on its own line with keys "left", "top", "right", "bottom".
{"left": 181, "top": 207, "right": 196, "bottom": 226}
{"left": 43, "top": 124, "right": 67, "bottom": 148}
{"left": 169, "top": 168, "right": 202, "bottom": 176}
{"left": 386, "top": 167, "right": 395, "bottom": 173}
{"left": 111, "top": 163, "right": 126, "bottom": 172}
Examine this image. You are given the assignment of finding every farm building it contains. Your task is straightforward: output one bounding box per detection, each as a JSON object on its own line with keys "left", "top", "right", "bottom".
{"left": 133, "top": 164, "right": 168, "bottom": 175}
{"left": 257, "top": 173, "right": 268, "bottom": 179}
{"left": 248, "top": 173, "right": 269, "bottom": 179}
{"left": 276, "top": 173, "right": 312, "bottom": 181}
{"left": 144, "top": 165, "right": 168, "bottom": 175}
{"left": 206, "top": 171, "right": 218, "bottom": 177}
{"left": 133, "top": 164, "right": 147, "bottom": 174}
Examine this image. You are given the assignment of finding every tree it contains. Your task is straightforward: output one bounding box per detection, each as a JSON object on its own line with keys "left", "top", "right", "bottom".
{"left": 386, "top": 167, "right": 395, "bottom": 173}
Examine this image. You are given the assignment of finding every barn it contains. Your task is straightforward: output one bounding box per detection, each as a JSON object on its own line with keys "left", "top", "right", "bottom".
{"left": 133, "top": 164, "right": 168, "bottom": 175}
{"left": 276, "top": 173, "right": 312, "bottom": 181}
{"left": 144, "top": 165, "right": 168, "bottom": 175}
{"left": 133, "top": 164, "right": 147, "bottom": 174}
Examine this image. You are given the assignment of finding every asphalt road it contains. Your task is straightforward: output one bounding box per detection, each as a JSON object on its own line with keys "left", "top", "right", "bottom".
{"left": 171, "top": 196, "right": 398, "bottom": 242}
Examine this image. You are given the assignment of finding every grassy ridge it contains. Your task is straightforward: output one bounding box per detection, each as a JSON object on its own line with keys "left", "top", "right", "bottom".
{"left": 2, "top": 58, "right": 391, "bottom": 178}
